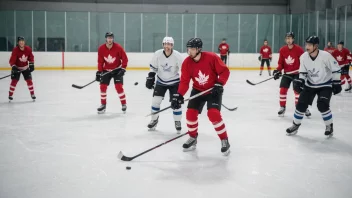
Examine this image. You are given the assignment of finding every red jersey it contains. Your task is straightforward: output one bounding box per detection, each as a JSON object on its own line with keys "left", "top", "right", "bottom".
{"left": 178, "top": 52, "right": 230, "bottom": 96}
{"left": 218, "top": 43, "right": 230, "bottom": 56}
{"left": 9, "top": 46, "right": 34, "bottom": 70}
{"left": 260, "top": 45, "right": 272, "bottom": 59}
{"left": 97, "top": 42, "right": 128, "bottom": 72}
{"left": 324, "top": 47, "right": 336, "bottom": 54}
{"left": 332, "top": 48, "right": 350, "bottom": 66}
{"left": 277, "top": 44, "right": 304, "bottom": 74}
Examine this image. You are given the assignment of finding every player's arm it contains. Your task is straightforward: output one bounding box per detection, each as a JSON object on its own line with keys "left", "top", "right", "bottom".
{"left": 28, "top": 48, "right": 35, "bottom": 72}
{"left": 177, "top": 60, "right": 191, "bottom": 96}
{"left": 328, "top": 54, "right": 342, "bottom": 94}
{"left": 9, "top": 48, "right": 17, "bottom": 67}
{"left": 227, "top": 44, "right": 230, "bottom": 55}
{"left": 259, "top": 46, "right": 263, "bottom": 56}
{"left": 276, "top": 49, "right": 284, "bottom": 71}
{"left": 214, "top": 55, "right": 230, "bottom": 85}
{"left": 146, "top": 52, "right": 158, "bottom": 89}
{"left": 97, "top": 47, "right": 104, "bottom": 72}
{"left": 218, "top": 44, "right": 221, "bottom": 52}
{"left": 298, "top": 56, "right": 308, "bottom": 81}
{"left": 149, "top": 52, "right": 158, "bottom": 73}
{"left": 269, "top": 47, "right": 272, "bottom": 58}
{"left": 119, "top": 46, "right": 128, "bottom": 70}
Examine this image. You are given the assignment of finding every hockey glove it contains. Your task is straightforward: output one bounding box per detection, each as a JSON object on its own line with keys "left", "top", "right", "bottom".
{"left": 332, "top": 81, "right": 342, "bottom": 95}
{"left": 96, "top": 71, "right": 102, "bottom": 82}
{"left": 146, "top": 72, "right": 156, "bottom": 89}
{"left": 11, "top": 65, "right": 20, "bottom": 73}
{"left": 258, "top": 56, "right": 262, "bottom": 61}
{"left": 29, "top": 62, "right": 35, "bottom": 72}
{"left": 115, "top": 68, "right": 126, "bottom": 77}
{"left": 273, "top": 70, "right": 282, "bottom": 80}
{"left": 293, "top": 78, "right": 305, "bottom": 94}
{"left": 212, "top": 82, "right": 224, "bottom": 98}
{"left": 171, "top": 93, "right": 184, "bottom": 110}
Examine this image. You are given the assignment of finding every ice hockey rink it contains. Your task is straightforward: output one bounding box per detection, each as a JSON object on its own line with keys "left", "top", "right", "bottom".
{"left": 0, "top": 70, "right": 351, "bottom": 198}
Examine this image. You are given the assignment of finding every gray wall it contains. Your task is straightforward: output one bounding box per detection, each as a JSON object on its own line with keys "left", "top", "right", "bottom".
{"left": 290, "top": 0, "right": 352, "bottom": 13}
{"left": 0, "top": 0, "right": 288, "bottom": 14}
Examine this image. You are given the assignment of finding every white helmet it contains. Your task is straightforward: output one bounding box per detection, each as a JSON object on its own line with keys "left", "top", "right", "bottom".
{"left": 162, "top": 37, "right": 174, "bottom": 46}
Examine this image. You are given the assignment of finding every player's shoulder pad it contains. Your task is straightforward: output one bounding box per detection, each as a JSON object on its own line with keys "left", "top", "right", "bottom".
{"left": 279, "top": 45, "right": 287, "bottom": 52}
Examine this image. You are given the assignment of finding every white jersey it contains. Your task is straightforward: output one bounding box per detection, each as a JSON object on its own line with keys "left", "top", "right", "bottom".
{"left": 149, "top": 49, "right": 184, "bottom": 86}
{"left": 299, "top": 50, "right": 341, "bottom": 88}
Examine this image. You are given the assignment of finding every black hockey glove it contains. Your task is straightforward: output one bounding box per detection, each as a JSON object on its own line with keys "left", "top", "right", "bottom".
{"left": 145, "top": 72, "right": 156, "bottom": 89}
{"left": 29, "top": 62, "right": 35, "bottom": 72}
{"left": 212, "top": 82, "right": 224, "bottom": 98}
{"left": 115, "top": 68, "right": 126, "bottom": 77}
{"left": 273, "top": 70, "right": 282, "bottom": 80}
{"left": 258, "top": 56, "right": 262, "bottom": 61}
{"left": 332, "top": 81, "right": 342, "bottom": 95}
{"left": 171, "top": 93, "right": 184, "bottom": 110}
{"left": 96, "top": 71, "right": 102, "bottom": 82}
{"left": 11, "top": 65, "right": 20, "bottom": 74}
{"left": 293, "top": 78, "right": 305, "bottom": 94}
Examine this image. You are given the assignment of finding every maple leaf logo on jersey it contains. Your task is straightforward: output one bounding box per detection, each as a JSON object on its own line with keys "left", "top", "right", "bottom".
{"left": 285, "top": 55, "right": 295, "bottom": 65}
{"left": 263, "top": 48, "right": 269, "bottom": 53}
{"left": 104, "top": 54, "right": 116, "bottom": 64}
{"left": 161, "top": 63, "right": 172, "bottom": 72}
{"left": 222, "top": 46, "right": 227, "bottom": 49}
{"left": 195, "top": 70, "right": 209, "bottom": 86}
{"left": 19, "top": 55, "right": 28, "bottom": 62}
{"left": 336, "top": 55, "right": 343, "bottom": 61}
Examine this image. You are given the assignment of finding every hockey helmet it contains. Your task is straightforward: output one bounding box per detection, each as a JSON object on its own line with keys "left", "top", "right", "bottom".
{"left": 285, "top": 32, "right": 295, "bottom": 39}
{"left": 338, "top": 41, "right": 344, "bottom": 45}
{"left": 17, "top": 36, "right": 25, "bottom": 42}
{"left": 186, "top": 38, "right": 203, "bottom": 48}
{"left": 305, "top": 35, "right": 319, "bottom": 45}
{"left": 162, "top": 37, "right": 174, "bottom": 45}
{"left": 105, "top": 32, "right": 114, "bottom": 38}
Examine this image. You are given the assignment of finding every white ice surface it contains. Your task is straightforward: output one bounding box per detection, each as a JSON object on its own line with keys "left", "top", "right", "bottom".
{"left": 0, "top": 70, "right": 352, "bottom": 198}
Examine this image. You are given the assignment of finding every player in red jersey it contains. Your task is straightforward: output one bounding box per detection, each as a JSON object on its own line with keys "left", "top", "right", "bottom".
{"left": 324, "top": 41, "right": 336, "bottom": 54}
{"left": 171, "top": 38, "right": 231, "bottom": 155}
{"left": 96, "top": 32, "right": 129, "bottom": 113}
{"left": 259, "top": 39, "right": 272, "bottom": 76}
{"left": 8, "top": 36, "right": 36, "bottom": 102}
{"left": 272, "top": 32, "right": 308, "bottom": 116}
{"left": 218, "top": 38, "right": 230, "bottom": 65}
{"left": 332, "top": 41, "right": 351, "bottom": 92}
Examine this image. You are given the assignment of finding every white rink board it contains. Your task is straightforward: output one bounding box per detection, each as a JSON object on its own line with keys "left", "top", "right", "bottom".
{"left": 0, "top": 70, "right": 351, "bottom": 198}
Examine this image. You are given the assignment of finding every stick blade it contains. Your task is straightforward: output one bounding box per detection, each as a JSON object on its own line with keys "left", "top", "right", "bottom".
{"left": 246, "top": 80, "right": 256, "bottom": 86}
{"left": 72, "top": 84, "right": 83, "bottom": 89}
{"left": 227, "top": 107, "right": 238, "bottom": 111}
{"left": 117, "top": 151, "right": 133, "bottom": 161}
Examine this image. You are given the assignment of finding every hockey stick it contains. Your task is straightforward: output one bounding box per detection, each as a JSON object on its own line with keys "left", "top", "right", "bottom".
{"left": 146, "top": 88, "right": 213, "bottom": 117}
{"left": 0, "top": 69, "right": 24, "bottom": 80}
{"left": 246, "top": 70, "right": 298, "bottom": 86}
{"left": 118, "top": 132, "right": 189, "bottom": 161}
{"left": 222, "top": 104, "right": 238, "bottom": 111}
{"left": 71, "top": 68, "right": 120, "bottom": 89}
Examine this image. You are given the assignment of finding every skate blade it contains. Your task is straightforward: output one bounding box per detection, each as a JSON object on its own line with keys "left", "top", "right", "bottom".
{"left": 176, "top": 130, "right": 181, "bottom": 134}
{"left": 148, "top": 127, "right": 156, "bottom": 131}
{"left": 278, "top": 114, "right": 285, "bottom": 117}
{"left": 222, "top": 149, "right": 231, "bottom": 156}
{"left": 183, "top": 146, "right": 196, "bottom": 152}
{"left": 325, "top": 133, "right": 333, "bottom": 138}
{"left": 286, "top": 130, "right": 298, "bottom": 136}
{"left": 97, "top": 110, "right": 106, "bottom": 114}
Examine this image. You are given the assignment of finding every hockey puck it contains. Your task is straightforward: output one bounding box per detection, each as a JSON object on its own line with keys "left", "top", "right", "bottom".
{"left": 134, "top": 82, "right": 138, "bottom": 86}
{"left": 126, "top": 166, "right": 131, "bottom": 170}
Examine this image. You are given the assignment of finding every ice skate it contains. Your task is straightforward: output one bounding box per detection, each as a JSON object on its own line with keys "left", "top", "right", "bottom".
{"left": 31, "top": 94, "right": 36, "bottom": 101}
{"left": 268, "top": 70, "right": 271, "bottom": 76}
{"left": 305, "top": 109, "right": 311, "bottom": 117}
{"left": 221, "top": 138, "right": 231, "bottom": 156}
{"left": 183, "top": 135, "right": 197, "bottom": 152}
{"left": 345, "top": 84, "right": 352, "bottom": 92}
{"left": 278, "top": 106, "right": 286, "bottom": 117}
{"left": 286, "top": 122, "right": 301, "bottom": 136}
{"left": 97, "top": 104, "right": 106, "bottom": 114}
{"left": 122, "top": 104, "right": 127, "bottom": 113}
{"left": 324, "top": 123, "right": 333, "bottom": 137}
{"left": 8, "top": 96, "right": 13, "bottom": 102}
{"left": 147, "top": 117, "right": 158, "bottom": 131}
{"left": 175, "top": 121, "right": 181, "bottom": 134}
{"left": 259, "top": 70, "right": 263, "bottom": 76}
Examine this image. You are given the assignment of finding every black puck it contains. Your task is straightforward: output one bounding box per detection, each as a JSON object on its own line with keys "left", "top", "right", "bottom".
{"left": 134, "top": 82, "right": 138, "bottom": 85}
{"left": 126, "top": 166, "right": 131, "bottom": 170}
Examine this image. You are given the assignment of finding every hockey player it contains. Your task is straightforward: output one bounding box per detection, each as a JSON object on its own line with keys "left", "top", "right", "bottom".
{"left": 96, "top": 32, "right": 128, "bottom": 113}
{"left": 218, "top": 38, "right": 230, "bottom": 65}
{"left": 331, "top": 41, "right": 351, "bottom": 92}
{"left": 324, "top": 41, "right": 335, "bottom": 54}
{"left": 8, "top": 36, "right": 36, "bottom": 101}
{"left": 272, "top": 32, "right": 309, "bottom": 116}
{"left": 286, "top": 36, "right": 341, "bottom": 136}
{"left": 145, "top": 37, "right": 184, "bottom": 133}
{"left": 259, "top": 39, "right": 272, "bottom": 76}
{"left": 171, "top": 38, "right": 231, "bottom": 155}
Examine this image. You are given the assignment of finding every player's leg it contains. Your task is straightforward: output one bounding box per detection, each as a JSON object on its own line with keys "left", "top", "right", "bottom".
{"left": 8, "top": 70, "right": 21, "bottom": 101}
{"left": 286, "top": 86, "right": 315, "bottom": 135}
{"left": 206, "top": 92, "right": 230, "bottom": 155}
{"left": 343, "top": 65, "right": 352, "bottom": 92}
{"left": 169, "top": 84, "right": 182, "bottom": 133}
{"left": 317, "top": 87, "right": 334, "bottom": 136}
{"left": 148, "top": 84, "right": 167, "bottom": 131}
{"left": 266, "top": 59, "right": 271, "bottom": 76}
{"left": 183, "top": 89, "right": 206, "bottom": 151}
{"left": 22, "top": 69, "right": 36, "bottom": 100}
{"left": 113, "top": 74, "right": 127, "bottom": 112}
{"left": 278, "top": 75, "right": 292, "bottom": 116}
{"left": 220, "top": 55, "right": 226, "bottom": 64}
{"left": 340, "top": 66, "right": 347, "bottom": 90}
{"left": 97, "top": 71, "right": 112, "bottom": 113}
{"left": 260, "top": 59, "right": 265, "bottom": 76}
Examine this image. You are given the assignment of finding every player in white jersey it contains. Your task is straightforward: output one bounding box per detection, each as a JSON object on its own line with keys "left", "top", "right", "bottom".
{"left": 286, "top": 36, "right": 342, "bottom": 137}
{"left": 145, "top": 37, "right": 184, "bottom": 133}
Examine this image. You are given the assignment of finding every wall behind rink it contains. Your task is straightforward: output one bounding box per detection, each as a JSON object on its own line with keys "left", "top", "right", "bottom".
{"left": 0, "top": 52, "right": 279, "bottom": 70}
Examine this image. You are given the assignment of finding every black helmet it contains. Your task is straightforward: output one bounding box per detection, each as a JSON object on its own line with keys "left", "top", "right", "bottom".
{"left": 17, "top": 36, "right": 25, "bottom": 42}
{"left": 338, "top": 41, "right": 344, "bottom": 45}
{"left": 105, "top": 32, "right": 114, "bottom": 38}
{"left": 286, "top": 32, "right": 295, "bottom": 39}
{"left": 186, "top": 38, "right": 203, "bottom": 48}
{"left": 305, "top": 35, "right": 319, "bottom": 45}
